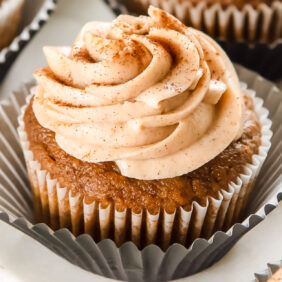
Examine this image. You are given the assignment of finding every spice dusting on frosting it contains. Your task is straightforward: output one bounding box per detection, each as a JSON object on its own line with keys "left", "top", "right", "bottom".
{"left": 32, "top": 7, "right": 243, "bottom": 180}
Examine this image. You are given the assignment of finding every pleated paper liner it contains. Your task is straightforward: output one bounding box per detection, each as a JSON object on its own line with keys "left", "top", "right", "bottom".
{"left": 254, "top": 261, "right": 282, "bottom": 282}
{"left": 0, "top": 187, "right": 281, "bottom": 281}
{"left": 105, "top": 0, "right": 282, "bottom": 81}
{"left": 0, "top": 0, "right": 56, "bottom": 83}
{"left": 0, "top": 64, "right": 281, "bottom": 280}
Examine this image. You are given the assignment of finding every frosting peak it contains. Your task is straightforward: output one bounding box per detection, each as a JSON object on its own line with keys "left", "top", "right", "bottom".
{"left": 33, "top": 7, "right": 243, "bottom": 180}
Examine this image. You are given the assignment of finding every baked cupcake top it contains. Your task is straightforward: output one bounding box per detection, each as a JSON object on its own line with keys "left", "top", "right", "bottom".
{"left": 33, "top": 6, "right": 243, "bottom": 180}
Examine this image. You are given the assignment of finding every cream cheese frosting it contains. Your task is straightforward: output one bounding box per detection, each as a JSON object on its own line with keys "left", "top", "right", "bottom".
{"left": 33, "top": 6, "right": 243, "bottom": 180}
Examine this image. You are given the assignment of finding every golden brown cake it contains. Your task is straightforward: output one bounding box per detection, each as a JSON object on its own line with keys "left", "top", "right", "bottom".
{"left": 18, "top": 7, "right": 270, "bottom": 249}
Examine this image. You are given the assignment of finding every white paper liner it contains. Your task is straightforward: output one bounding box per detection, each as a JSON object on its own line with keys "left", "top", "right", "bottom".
{"left": 16, "top": 82, "right": 272, "bottom": 250}
{"left": 125, "top": 0, "right": 282, "bottom": 44}
{"left": 0, "top": 64, "right": 281, "bottom": 281}
{"left": 0, "top": 0, "right": 24, "bottom": 50}
{"left": 254, "top": 261, "right": 282, "bottom": 282}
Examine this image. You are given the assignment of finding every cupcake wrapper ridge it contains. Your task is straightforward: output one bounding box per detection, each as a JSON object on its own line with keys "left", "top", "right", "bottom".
{"left": 17, "top": 83, "right": 272, "bottom": 249}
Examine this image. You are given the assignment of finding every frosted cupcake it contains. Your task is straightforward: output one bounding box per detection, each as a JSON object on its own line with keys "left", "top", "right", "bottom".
{"left": 18, "top": 7, "right": 271, "bottom": 249}
{"left": 0, "top": 0, "right": 24, "bottom": 50}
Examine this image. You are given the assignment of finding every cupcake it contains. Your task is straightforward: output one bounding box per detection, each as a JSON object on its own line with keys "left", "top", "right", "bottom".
{"left": 0, "top": 0, "right": 24, "bottom": 50}
{"left": 18, "top": 7, "right": 271, "bottom": 250}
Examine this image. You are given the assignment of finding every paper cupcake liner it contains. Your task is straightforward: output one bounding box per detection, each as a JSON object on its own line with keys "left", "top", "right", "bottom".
{"left": 16, "top": 80, "right": 271, "bottom": 251}
{"left": 0, "top": 187, "right": 281, "bottom": 281}
{"left": 0, "top": 0, "right": 24, "bottom": 50}
{"left": 122, "top": 0, "right": 282, "bottom": 44}
{"left": 0, "top": 0, "right": 56, "bottom": 83}
{"left": 254, "top": 261, "right": 282, "bottom": 282}
{"left": 0, "top": 64, "right": 281, "bottom": 280}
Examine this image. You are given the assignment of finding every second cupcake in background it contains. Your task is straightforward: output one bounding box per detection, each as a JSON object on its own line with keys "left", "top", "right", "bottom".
{"left": 127, "top": 0, "right": 282, "bottom": 43}
{"left": 0, "top": 0, "right": 24, "bottom": 50}
{"left": 18, "top": 7, "right": 272, "bottom": 250}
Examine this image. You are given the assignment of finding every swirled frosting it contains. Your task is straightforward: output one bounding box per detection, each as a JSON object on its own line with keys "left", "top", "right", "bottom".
{"left": 33, "top": 7, "right": 243, "bottom": 180}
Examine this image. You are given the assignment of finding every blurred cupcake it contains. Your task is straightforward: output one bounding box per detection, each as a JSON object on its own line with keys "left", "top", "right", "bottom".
{"left": 0, "top": 0, "right": 24, "bottom": 50}
{"left": 18, "top": 7, "right": 271, "bottom": 250}
{"left": 127, "top": 0, "right": 282, "bottom": 43}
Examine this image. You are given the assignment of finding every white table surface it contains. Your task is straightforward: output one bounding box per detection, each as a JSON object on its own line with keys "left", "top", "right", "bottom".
{"left": 0, "top": 1, "right": 281, "bottom": 281}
